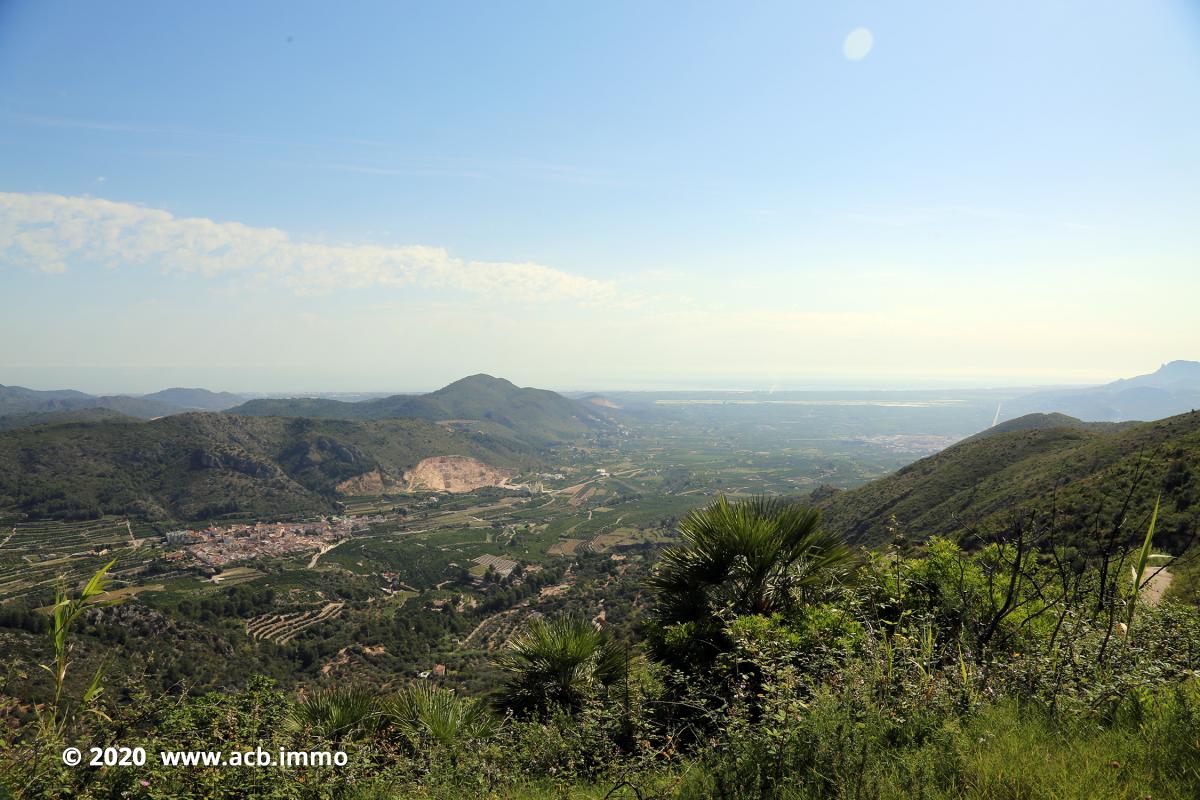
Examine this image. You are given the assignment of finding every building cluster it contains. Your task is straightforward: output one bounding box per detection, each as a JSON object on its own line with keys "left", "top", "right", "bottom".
{"left": 858, "top": 434, "right": 962, "bottom": 455}
{"left": 171, "top": 517, "right": 364, "bottom": 568}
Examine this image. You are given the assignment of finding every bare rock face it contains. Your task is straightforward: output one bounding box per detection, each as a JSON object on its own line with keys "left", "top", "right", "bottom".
{"left": 335, "top": 469, "right": 405, "bottom": 495}
{"left": 404, "top": 455, "right": 515, "bottom": 493}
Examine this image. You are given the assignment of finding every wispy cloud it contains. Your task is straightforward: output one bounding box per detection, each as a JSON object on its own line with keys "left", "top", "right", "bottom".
{"left": 0, "top": 192, "right": 616, "bottom": 302}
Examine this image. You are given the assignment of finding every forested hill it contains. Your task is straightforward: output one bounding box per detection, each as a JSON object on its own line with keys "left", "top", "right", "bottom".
{"left": 229, "top": 374, "right": 620, "bottom": 445}
{"left": 960, "top": 412, "right": 1135, "bottom": 441}
{"left": 0, "top": 413, "right": 536, "bottom": 522}
{"left": 816, "top": 410, "right": 1200, "bottom": 548}
{"left": 0, "top": 407, "right": 142, "bottom": 431}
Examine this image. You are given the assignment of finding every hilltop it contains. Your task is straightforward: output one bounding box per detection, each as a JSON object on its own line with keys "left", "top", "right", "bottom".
{"left": 0, "top": 413, "right": 536, "bottom": 522}
{"left": 960, "top": 412, "right": 1135, "bottom": 441}
{"left": 230, "top": 374, "right": 620, "bottom": 445}
{"left": 816, "top": 410, "right": 1200, "bottom": 547}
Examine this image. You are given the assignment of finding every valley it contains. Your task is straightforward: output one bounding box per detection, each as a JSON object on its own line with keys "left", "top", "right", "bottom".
{"left": 0, "top": 380, "right": 1019, "bottom": 699}
{"left": 1, "top": 373, "right": 1198, "bottom": 798}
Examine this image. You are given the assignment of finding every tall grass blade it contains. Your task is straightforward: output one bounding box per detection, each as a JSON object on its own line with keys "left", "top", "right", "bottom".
{"left": 1125, "top": 494, "right": 1161, "bottom": 631}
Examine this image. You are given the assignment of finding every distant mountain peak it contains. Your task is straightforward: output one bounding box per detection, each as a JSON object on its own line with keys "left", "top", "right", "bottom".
{"left": 226, "top": 374, "right": 615, "bottom": 445}
{"left": 141, "top": 387, "right": 245, "bottom": 412}
{"left": 1002, "top": 360, "right": 1200, "bottom": 423}
{"left": 1152, "top": 360, "right": 1200, "bottom": 377}
{"left": 439, "top": 374, "right": 517, "bottom": 390}
{"left": 1106, "top": 360, "right": 1200, "bottom": 393}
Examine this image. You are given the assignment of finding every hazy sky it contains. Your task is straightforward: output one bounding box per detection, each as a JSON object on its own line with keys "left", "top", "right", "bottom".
{"left": 2, "top": 1, "right": 1198, "bottom": 393}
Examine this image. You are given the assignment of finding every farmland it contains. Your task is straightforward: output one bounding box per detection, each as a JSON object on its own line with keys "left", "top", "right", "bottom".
{"left": 0, "top": 516, "right": 174, "bottom": 605}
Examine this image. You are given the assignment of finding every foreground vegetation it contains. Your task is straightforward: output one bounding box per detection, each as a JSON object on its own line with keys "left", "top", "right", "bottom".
{"left": 3, "top": 493, "right": 1197, "bottom": 799}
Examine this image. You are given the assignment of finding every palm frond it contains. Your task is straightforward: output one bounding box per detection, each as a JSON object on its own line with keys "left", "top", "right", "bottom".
{"left": 384, "top": 683, "right": 499, "bottom": 747}
{"left": 650, "top": 495, "right": 857, "bottom": 622}
{"left": 495, "top": 616, "right": 625, "bottom": 714}
{"left": 284, "top": 685, "right": 381, "bottom": 743}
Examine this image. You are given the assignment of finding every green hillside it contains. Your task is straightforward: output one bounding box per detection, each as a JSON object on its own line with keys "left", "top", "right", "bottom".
{"left": 229, "top": 396, "right": 359, "bottom": 418}
{"left": 0, "top": 412, "right": 536, "bottom": 523}
{"left": 0, "top": 407, "right": 142, "bottom": 431}
{"left": 229, "top": 373, "right": 618, "bottom": 445}
{"left": 961, "top": 412, "right": 1134, "bottom": 441}
{"left": 817, "top": 410, "right": 1200, "bottom": 548}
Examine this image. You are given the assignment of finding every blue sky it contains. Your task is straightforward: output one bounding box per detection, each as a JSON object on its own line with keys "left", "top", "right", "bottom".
{"left": 1, "top": 1, "right": 1198, "bottom": 393}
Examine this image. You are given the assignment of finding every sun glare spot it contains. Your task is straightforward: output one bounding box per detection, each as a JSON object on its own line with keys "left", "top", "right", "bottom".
{"left": 843, "top": 27, "right": 874, "bottom": 61}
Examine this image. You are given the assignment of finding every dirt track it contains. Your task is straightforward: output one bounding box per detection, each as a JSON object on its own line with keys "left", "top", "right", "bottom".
{"left": 1141, "top": 567, "right": 1173, "bottom": 605}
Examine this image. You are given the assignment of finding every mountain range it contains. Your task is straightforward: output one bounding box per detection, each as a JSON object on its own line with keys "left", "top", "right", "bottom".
{"left": 0, "top": 375, "right": 619, "bottom": 522}
{"left": 3, "top": 368, "right": 1197, "bottom": 542}
{"left": 0, "top": 375, "right": 620, "bottom": 446}
{"left": 1001, "top": 360, "right": 1200, "bottom": 422}
{"left": 229, "top": 374, "right": 620, "bottom": 446}
{"left": 0, "top": 385, "right": 245, "bottom": 420}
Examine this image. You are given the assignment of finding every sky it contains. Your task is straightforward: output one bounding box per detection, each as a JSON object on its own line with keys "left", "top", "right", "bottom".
{"left": 1, "top": 0, "right": 1199, "bottom": 394}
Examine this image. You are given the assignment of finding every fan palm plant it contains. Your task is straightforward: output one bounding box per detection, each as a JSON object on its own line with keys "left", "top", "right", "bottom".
{"left": 494, "top": 616, "right": 626, "bottom": 715}
{"left": 649, "top": 496, "right": 856, "bottom": 624}
{"left": 384, "top": 683, "right": 499, "bottom": 750}
{"left": 283, "top": 685, "right": 381, "bottom": 746}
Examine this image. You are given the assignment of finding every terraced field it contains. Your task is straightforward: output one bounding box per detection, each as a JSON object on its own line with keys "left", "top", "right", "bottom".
{"left": 245, "top": 601, "right": 345, "bottom": 644}
{"left": 0, "top": 517, "right": 176, "bottom": 603}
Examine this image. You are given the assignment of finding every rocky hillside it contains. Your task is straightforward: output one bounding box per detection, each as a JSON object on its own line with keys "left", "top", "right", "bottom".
{"left": 333, "top": 456, "right": 516, "bottom": 495}
{"left": 402, "top": 455, "right": 516, "bottom": 493}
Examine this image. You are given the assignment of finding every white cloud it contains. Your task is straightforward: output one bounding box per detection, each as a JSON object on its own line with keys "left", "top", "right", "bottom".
{"left": 0, "top": 192, "right": 615, "bottom": 303}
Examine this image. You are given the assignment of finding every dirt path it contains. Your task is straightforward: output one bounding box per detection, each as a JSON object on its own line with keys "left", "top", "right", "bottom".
{"left": 1137, "top": 555, "right": 1175, "bottom": 606}
{"left": 1140, "top": 567, "right": 1174, "bottom": 605}
{"left": 307, "top": 541, "right": 341, "bottom": 569}
{"left": 126, "top": 520, "right": 142, "bottom": 549}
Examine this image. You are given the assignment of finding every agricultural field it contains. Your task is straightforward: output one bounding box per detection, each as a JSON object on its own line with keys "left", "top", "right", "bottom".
{"left": 0, "top": 516, "right": 179, "bottom": 605}
{"left": 246, "top": 601, "right": 345, "bottom": 644}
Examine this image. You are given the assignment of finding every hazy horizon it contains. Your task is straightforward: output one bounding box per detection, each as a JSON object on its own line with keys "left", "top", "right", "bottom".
{"left": 3, "top": 2, "right": 1199, "bottom": 391}
{"left": 0, "top": 362, "right": 1177, "bottom": 397}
